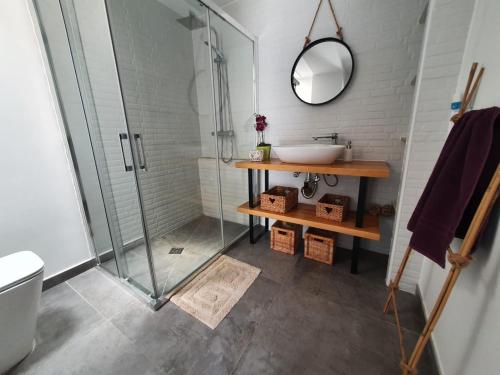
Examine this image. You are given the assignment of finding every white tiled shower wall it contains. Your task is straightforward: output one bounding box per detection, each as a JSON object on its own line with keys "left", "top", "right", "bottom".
{"left": 215, "top": 0, "right": 427, "bottom": 253}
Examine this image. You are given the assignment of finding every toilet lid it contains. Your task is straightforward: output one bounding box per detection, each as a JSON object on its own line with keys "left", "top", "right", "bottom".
{"left": 0, "top": 251, "right": 44, "bottom": 293}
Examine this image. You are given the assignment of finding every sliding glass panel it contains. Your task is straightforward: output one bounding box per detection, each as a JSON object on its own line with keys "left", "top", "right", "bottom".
{"left": 207, "top": 9, "right": 256, "bottom": 246}
{"left": 33, "top": 0, "right": 116, "bottom": 275}
{"left": 105, "top": 0, "right": 224, "bottom": 296}
{"left": 36, "top": 0, "right": 157, "bottom": 297}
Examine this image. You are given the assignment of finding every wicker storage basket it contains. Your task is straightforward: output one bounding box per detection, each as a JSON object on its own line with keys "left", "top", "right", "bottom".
{"left": 304, "top": 228, "right": 336, "bottom": 265}
{"left": 271, "top": 221, "right": 302, "bottom": 255}
{"left": 261, "top": 186, "right": 298, "bottom": 213}
{"left": 316, "top": 194, "right": 350, "bottom": 222}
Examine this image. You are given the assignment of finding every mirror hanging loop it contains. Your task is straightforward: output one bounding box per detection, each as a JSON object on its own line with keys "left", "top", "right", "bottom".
{"left": 304, "top": 0, "right": 344, "bottom": 49}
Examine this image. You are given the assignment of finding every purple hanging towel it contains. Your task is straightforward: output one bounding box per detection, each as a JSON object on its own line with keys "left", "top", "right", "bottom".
{"left": 407, "top": 107, "right": 500, "bottom": 267}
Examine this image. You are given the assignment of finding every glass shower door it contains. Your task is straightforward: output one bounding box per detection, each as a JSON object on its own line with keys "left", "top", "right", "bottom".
{"left": 207, "top": 9, "right": 257, "bottom": 246}
{"left": 35, "top": 0, "right": 257, "bottom": 304}
{"left": 105, "top": 0, "right": 224, "bottom": 296}
{"left": 52, "top": 0, "right": 158, "bottom": 298}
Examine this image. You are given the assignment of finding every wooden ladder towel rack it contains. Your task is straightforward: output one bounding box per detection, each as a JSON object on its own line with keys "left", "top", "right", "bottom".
{"left": 384, "top": 63, "right": 496, "bottom": 374}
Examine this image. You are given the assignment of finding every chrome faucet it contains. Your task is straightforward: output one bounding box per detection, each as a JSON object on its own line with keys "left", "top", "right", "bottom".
{"left": 313, "top": 133, "right": 338, "bottom": 144}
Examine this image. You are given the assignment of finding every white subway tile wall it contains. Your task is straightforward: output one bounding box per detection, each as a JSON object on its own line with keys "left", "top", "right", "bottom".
{"left": 219, "top": 0, "right": 426, "bottom": 253}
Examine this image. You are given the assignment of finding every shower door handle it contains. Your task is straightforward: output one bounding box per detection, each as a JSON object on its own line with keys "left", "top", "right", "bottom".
{"left": 134, "top": 133, "right": 148, "bottom": 171}
{"left": 118, "top": 133, "right": 133, "bottom": 172}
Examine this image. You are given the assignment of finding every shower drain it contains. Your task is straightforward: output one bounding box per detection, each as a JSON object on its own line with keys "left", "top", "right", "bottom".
{"left": 169, "top": 247, "right": 184, "bottom": 254}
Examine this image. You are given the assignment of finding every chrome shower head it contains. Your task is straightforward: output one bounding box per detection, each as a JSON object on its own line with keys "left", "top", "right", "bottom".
{"left": 176, "top": 12, "right": 206, "bottom": 30}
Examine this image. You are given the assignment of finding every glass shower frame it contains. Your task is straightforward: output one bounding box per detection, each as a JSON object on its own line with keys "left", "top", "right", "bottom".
{"left": 33, "top": 0, "right": 258, "bottom": 309}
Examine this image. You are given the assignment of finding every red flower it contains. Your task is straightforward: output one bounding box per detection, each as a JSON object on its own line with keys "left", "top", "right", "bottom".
{"left": 255, "top": 114, "right": 268, "bottom": 132}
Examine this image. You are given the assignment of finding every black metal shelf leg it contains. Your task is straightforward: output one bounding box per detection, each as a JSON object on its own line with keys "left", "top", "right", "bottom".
{"left": 264, "top": 170, "right": 269, "bottom": 231}
{"left": 351, "top": 176, "right": 368, "bottom": 274}
{"left": 248, "top": 169, "right": 255, "bottom": 243}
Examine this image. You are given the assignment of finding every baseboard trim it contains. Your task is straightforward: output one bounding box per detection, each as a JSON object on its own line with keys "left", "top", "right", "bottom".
{"left": 416, "top": 285, "right": 444, "bottom": 375}
{"left": 42, "top": 258, "right": 97, "bottom": 291}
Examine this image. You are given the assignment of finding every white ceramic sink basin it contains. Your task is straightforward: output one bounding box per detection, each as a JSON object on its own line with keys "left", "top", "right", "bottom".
{"left": 273, "top": 144, "right": 346, "bottom": 164}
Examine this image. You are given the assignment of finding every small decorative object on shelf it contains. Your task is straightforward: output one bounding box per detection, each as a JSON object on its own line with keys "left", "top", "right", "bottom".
{"left": 254, "top": 113, "right": 271, "bottom": 160}
{"left": 316, "top": 193, "right": 349, "bottom": 222}
{"left": 304, "top": 228, "right": 336, "bottom": 265}
{"left": 271, "top": 221, "right": 302, "bottom": 255}
{"left": 261, "top": 186, "right": 298, "bottom": 213}
{"left": 248, "top": 149, "right": 264, "bottom": 162}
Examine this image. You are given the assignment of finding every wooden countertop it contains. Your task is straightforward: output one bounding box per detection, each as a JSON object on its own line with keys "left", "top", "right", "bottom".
{"left": 234, "top": 159, "right": 390, "bottom": 178}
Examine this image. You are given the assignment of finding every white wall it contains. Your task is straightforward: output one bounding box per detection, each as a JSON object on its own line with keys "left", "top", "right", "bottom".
{"left": 387, "top": 0, "right": 476, "bottom": 292}
{"left": 218, "top": 0, "right": 426, "bottom": 253}
{"left": 418, "top": 0, "right": 500, "bottom": 373}
{"left": 0, "top": 1, "right": 93, "bottom": 279}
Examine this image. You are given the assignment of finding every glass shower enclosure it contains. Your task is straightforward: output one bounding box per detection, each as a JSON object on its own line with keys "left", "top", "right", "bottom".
{"left": 34, "top": 0, "right": 257, "bottom": 307}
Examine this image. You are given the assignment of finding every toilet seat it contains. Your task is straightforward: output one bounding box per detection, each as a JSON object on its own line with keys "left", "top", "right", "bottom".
{"left": 0, "top": 251, "right": 44, "bottom": 293}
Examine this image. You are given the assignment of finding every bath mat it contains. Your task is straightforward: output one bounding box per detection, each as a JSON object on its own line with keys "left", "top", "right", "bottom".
{"left": 171, "top": 255, "right": 261, "bottom": 329}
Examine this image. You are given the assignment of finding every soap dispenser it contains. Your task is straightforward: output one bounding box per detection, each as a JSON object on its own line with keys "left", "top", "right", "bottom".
{"left": 344, "top": 140, "right": 353, "bottom": 162}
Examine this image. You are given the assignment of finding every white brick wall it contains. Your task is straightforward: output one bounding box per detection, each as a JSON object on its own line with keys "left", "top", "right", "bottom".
{"left": 387, "top": 0, "right": 476, "bottom": 292}
{"left": 219, "top": 0, "right": 426, "bottom": 253}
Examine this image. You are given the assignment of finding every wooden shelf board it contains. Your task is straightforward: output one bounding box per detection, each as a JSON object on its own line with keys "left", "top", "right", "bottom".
{"left": 234, "top": 159, "right": 390, "bottom": 178}
{"left": 238, "top": 202, "right": 380, "bottom": 240}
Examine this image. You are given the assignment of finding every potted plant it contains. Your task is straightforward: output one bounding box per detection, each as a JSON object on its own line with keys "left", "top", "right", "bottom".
{"left": 255, "top": 114, "right": 271, "bottom": 161}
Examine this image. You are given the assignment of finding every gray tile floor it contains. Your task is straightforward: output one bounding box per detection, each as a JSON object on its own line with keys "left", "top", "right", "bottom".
{"left": 10, "top": 234, "right": 438, "bottom": 375}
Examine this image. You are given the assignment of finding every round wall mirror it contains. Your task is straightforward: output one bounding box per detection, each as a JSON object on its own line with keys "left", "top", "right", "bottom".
{"left": 291, "top": 38, "right": 354, "bottom": 105}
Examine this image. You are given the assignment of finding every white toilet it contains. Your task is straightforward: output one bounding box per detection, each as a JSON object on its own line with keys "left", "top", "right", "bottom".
{"left": 0, "top": 251, "right": 44, "bottom": 374}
